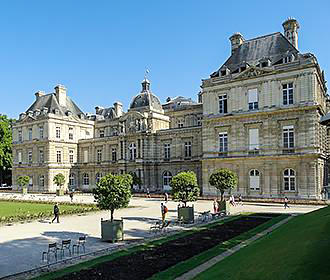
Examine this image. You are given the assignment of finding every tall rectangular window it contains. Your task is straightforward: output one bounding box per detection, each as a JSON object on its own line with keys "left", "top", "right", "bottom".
{"left": 283, "top": 83, "right": 294, "bottom": 105}
{"left": 219, "top": 132, "right": 228, "bottom": 156}
{"left": 184, "top": 141, "right": 192, "bottom": 158}
{"left": 283, "top": 125, "right": 294, "bottom": 153}
{"left": 164, "top": 143, "right": 171, "bottom": 160}
{"left": 99, "top": 130, "right": 104, "bottom": 138}
{"left": 218, "top": 94, "right": 228, "bottom": 114}
{"left": 39, "top": 126, "right": 44, "bottom": 139}
{"left": 69, "top": 127, "right": 74, "bottom": 140}
{"left": 120, "top": 141, "right": 124, "bottom": 159}
{"left": 56, "top": 126, "right": 61, "bottom": 139}
{"left": 18, "top": 130, "right": 22, "bottom": 142}
{"left": 178, "top": 119, "right": 184, "bottom": 128}
{"left": 28, "top": 128, "right": 32, "bottom": 141}
{"left": 137, "top": 139, "right": 141, "bottom": 158}
{"left": 69, "top": 149, "right": 74, "bottom": 163}
{"left": 112, "top": 148, "right": 117, "bottom": 162}
{"left": 18, "top": 151, "right": 22, "bottom": 164}
{"left": 249, "top": 128, "right": 259, "bottom": 153}
{"left": 97, "top": 149, "right": 102, "bottom": 163}
{"left": 248, "top": 89, "right": 258, "bottom": 110}
{"left": 83, "top": 150, "right": 88, "bottom": 163}
{"left": 28, "top": 150, "right": 32, "bottom": 163}
{"left": 56, "top": 150, "right": 62, "bottom": 163}
{"left": 39, "top": 150, "right": 44, "bottom": 163}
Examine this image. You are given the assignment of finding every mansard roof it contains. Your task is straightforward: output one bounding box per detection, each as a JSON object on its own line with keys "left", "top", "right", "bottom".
{"left": 211, "top": 32, "right": 299, "bottom": 77}
{"left": 26, "top": 93, "right": 84, "bottom": 116}
{"left": 130, "top": 92, "right": 163, "bottom": 111}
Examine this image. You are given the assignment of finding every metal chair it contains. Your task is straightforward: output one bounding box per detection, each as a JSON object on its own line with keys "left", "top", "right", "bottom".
{"left": 42, "top": 242, "right": 58, "bottom": 263}
{"left": 72, "top": 236, "right": 86, "bottom": 254}
{"left": 58, "top": 239, "right": 71, "bottom": 258}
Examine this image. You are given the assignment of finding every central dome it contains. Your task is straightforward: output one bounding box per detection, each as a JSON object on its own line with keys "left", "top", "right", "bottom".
{"left": 129, "top": 78, "right": 163, "bottom": 112}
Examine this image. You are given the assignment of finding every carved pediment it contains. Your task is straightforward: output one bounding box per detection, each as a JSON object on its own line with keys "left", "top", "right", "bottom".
{"left": 119, "top": 111, "right": 146, "bottom": 134}
{"left": 234, "top": 67, "right": 272, "bottom": 80}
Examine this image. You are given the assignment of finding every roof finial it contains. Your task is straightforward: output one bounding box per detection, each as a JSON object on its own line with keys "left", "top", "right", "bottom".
{"left": 144, "top": 67, "right": 150, "bottom": 79}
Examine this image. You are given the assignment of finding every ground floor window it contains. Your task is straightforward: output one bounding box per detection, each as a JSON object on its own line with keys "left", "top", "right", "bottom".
{"left": 249, "top": 169, "right": 260, "bottom": 190}
{"left": 83, "top": 173, "right": 89, "bottom": 186}
{"left": 163, "top": 171, "right": 172, "bottom": 191}
{"left": 39, "top": 175, "right": 45, "bottom": 187}
{"left": 69, "top": 174, "right": 76, "bottom": 187}
{"left": 96, "top": 173, "right": 102, "bottom": 184}
{"left": 284, "top": 169, "right": 295, "bottom": 191}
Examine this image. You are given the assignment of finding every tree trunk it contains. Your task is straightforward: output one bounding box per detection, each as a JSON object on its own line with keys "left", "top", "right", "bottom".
{"left": 110, "top": 209, "right": 114, "bottom": 222}
{"left": 220, "top": 190, "right": 224, "bottom": 201}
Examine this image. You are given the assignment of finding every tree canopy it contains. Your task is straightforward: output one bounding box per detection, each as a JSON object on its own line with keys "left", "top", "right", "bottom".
{"left": 93, "top": 173, "right": 132, "bottom": 222}
{"left": 170, "top": 171, "right": 200, "bottom": 207}
{"left": 53, "top": 173, "right": 65, "bottom": 188}
{"left": 17, "top": 176, "right": 29, "bottom": 188}
{"left": 0, "top": 115, "right": 14, "bottom": 184}
{"left": 209, "top": 168, "right": 238, "bottom": 201}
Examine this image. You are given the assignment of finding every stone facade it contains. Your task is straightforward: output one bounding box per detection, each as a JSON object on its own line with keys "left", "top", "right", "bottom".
{"left": 12, "top": 19, "right": 328, "bottom": 201}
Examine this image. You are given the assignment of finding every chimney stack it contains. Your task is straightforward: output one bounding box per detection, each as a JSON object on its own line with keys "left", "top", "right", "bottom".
{"left": 35, "top": 91, "right": 45, "bottom": 100}
{"left": 282, "top": 18, "right": 300, "bottom": 49}
{"left": 54, "top": 84, "right": 67, "bottom": 107}
{"left": 114, "top": 102, "right": 123, "bottom": 117}
{"left": 229, "top": 33, "right": 244, "bottom": 54}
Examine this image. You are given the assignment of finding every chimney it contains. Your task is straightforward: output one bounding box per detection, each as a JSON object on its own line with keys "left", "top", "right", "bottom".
{"left": 282, "top": 18, "right": 300, "bottom": 49}
{"left": 54, "top": 84, "right": 67, "bottom": 107}
{"left": 114, "top": 102, "right": 123, "bottom": 117}
{"left": 95, "top": 106, "right": 104, "bottom": 115}
{"left": 35, "top": 91, "right": 45, "bottom": 100}
{"left": 229, "top": 33, "right": 244, "bottom": 54}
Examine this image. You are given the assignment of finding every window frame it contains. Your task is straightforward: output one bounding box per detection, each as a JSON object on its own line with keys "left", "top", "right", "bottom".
{"left": 283, "top": 168, "right": 296, "bottom": 191}
{"left": 282, "top": 82, "right": 294, "bottom": 105}
{"left": 249, "top": 169, "right": 260, "bottom": 190}
{"left": 219, "top": 132, "right": 228, "bottom": 156}
{"left": 218, "top": 94, "right": 228, "bottom": 114}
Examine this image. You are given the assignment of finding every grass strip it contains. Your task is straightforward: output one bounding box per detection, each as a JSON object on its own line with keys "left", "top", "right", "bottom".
{"left": 194, "top": 206, "right": 330, "bottom": 280}
{"left": 33, "top": 216, "right": 241, "bottom": 280}
{"left": 149, "top": 214, "right": 288, "bottom": 280}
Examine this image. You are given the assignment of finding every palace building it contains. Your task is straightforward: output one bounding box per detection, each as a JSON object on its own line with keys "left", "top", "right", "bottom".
{"left": 12, "top": 18, "right": 329, "bottom": 201}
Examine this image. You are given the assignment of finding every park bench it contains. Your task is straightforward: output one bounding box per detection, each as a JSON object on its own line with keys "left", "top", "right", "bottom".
{"left": 58, "top": 239, "right": 71, "bottom": 258}
{"left": 198, "top": 211, "right": 211, "bottom": 223}
{"left": 42, "top": 242, "right": 59, "bottom": 263}
{"left": 72, "top": 236, "right": 86, "bottom": 254}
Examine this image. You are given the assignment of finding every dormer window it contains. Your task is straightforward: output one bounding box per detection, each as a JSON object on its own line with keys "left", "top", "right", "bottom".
{"left": 259, "top": 58, "right": 271, "bottom": 68}
{"left": 220, "top": 67, "right": 230, "bottom": 77}
{"left": 283, "top": 56, "right": 292, "bottom": 63}
{"left": 240, "top": 66, "right": 246, "bottom": 72}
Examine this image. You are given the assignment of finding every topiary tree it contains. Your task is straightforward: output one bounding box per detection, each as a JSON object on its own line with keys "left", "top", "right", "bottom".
{"left": 170, "top": 171, "right": 200, "bottom": 207}
{"left": 93, "top": 173, "right": 132, "bottom": 222}
{"left": 53, "top": 173, "right": 65, "bottom": 190}
{"left": 209, "top": 168, "right": 238, "bottom": 201}
{"left": 17, "top": 175, "right": 29, "bottom": 189}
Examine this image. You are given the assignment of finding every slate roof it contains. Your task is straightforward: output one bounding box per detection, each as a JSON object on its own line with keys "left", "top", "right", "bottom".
{"left": 211, "top": 32, "right": 299, "bottom": 77}
{"left": 130, "top": 92, "right": 163, "bottom": 111}
{"left": 96, "top": 107, "right": 117, "bottom": 119}
{"left": 26, "top": 93, "right": 84, "bottom": 116}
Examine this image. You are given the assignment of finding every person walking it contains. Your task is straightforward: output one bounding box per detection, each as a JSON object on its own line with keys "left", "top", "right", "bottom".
{"left": 238, "top": 194, "right": 243, "bottom": 206}
{"left": 164, "top": 192, "right": 169, "bottom": 203}
{"left": 161, "top": 203, "right": 168, "bottom": 224}
{"left": 213, "top": 199, "right": 218, "bottom": 214}
{"left": 284, "top": 196, "right": 290, "bottom": 209}
{"left": 69, "top": 192, "right": 74, "bottom": 203}
{"left": 51, "top": 202, "right": 60, "bottom": 223}
{"left": 146, "top": 188, "right": 151, "bottom": 198}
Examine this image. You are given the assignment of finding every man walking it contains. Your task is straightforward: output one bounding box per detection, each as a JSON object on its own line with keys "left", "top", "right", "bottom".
{"left": 284, "top": 196, "right": 290, "bottom": 209}
{"left": 161, "top": 203, "right": 168, "bottom": 224}
{"left": 164, "top": 192, "right": 169, "bottom": 203}
{"left": 51, "top": 202, "right": 60, "bottom": 223}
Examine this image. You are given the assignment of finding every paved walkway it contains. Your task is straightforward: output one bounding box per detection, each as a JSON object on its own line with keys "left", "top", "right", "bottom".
{"left": 0, "top": 194, "right": 324, "bottom": 278}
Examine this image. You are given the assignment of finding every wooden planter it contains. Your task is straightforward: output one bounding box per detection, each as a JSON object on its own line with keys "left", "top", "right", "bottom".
{"left": 56, "top": 189, "right": 64, "bottom": 196}
{"left": 217, "top": 200, "right": 230, "bottom": 215}
{"left": 178, "top": 206, "right": 194, "bottom": 224}
{"left": 101, "top": 219, "right": 124, "bottom": 242}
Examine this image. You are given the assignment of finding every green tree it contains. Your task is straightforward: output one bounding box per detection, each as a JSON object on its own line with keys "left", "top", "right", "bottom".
{"left": 0, "top": 115, "right": 14, "bottom": 185}
{"left": 209, "top": 168, "right": 238, "bottom": 201}
{"left": 170, "top": 171, "right": 200, "bottom": 207}
{"left": 129, "top": 172, "right": 142, "bottom": 189}
{"left": 17, "top": 176, "right": 29, "bottom": 189}
{"left": 93, "top": 173, "right": 132, "bottom": 222}
{"left": 53, "top": 173, "right": 65, "bottom": 189}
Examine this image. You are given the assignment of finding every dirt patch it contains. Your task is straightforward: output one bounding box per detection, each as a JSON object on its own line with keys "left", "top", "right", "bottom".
{"left": 59, "top": 215, "right": 276, "bottom": 280}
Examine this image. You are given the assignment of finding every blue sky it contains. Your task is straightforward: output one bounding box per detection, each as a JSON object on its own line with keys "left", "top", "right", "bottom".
{"left": 0, "top": 0, "right": 329, "bottom": 118}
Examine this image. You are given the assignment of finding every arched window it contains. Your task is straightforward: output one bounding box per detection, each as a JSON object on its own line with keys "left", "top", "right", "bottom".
{"left": 129, "top": 143, "right": 137, "bottom": 160}
{"left": 69, "top": 174, "right": 75, "bottom": 187}
{"left": 96, "top": 173, "right": 102, "bottom": 184}
{"left": 83, "top": 173, "right": 89, "bottom": 186}
{"left": 163, "top": 171, "right": 172, "bottom": 191}
{"left": 39, "top": 175, "right": 45, "bottom": 187}
{"left": 249, "top": 169, "right": 260, "bottom": 190}
{"left": 284, "top": 169, "right": 295, "bottom": 191}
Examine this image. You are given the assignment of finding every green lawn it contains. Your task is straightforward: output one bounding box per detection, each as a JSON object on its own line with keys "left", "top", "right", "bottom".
{"left": 194, "top": 206, "right": 330, "bottom": 280}
{"left": 0, "top": 200, "right": 97, "bottom": 223}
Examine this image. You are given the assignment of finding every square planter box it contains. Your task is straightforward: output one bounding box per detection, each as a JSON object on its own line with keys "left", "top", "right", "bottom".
{"left": 217, "top": 201, "right": 230, "bottom": 215}
{"left": 178, "top": 206, "right": 194, "bottom": 224}
{"left": 56, "top": 189, "right": 65, "bottom": 196}
{"left": 101, "top": 219, "right": 124, "bottom": 242}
